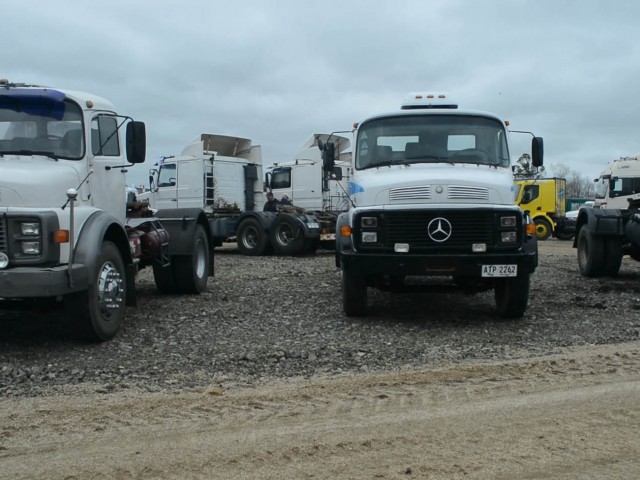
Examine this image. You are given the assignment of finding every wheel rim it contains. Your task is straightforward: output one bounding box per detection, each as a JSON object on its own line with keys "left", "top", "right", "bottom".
{"left": 275, "top": 223, "right": 296, "bottom": 246}
{"left": 242, "top": 226, "right": 259, "bottom": 249}
{"left": 194, "top": 238, "right": 207, "bottom": 278}
{"left": 535, "top": 222, "right": 549, "bottom": 239}
{"left": 97, "top": 261, "right": 124, "bottom": 319}
{"left": 577, "top": 234, "right": 588, "bottom": 269}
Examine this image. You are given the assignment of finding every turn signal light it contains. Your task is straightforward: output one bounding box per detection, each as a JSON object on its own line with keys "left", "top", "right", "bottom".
{"left": 525, "top": 223, "right": 536, "bottom": 236}
{"left": 54, "top": 230, "right": 70, "bottom": 243}
{"left": 340, "top": 225, "right": 352, "bottom": 237}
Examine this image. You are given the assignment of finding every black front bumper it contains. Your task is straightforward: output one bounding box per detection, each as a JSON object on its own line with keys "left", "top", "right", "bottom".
{"left": 340, "top": 250, "right": 537, "bottom": 277}
{"left": 0, "top": 264, "right": 88, "bottom": 298}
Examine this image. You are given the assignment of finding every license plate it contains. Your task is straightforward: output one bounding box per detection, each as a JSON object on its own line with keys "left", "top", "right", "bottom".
{"left": 481, "top": 264, "right": 517, "bottom": 277}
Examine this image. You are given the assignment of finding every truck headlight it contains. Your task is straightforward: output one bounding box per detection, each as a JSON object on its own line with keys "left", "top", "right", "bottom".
{"left": 21, "top": 241, "right": 41, "bottom": 255}
{"left": 21, "top": 222, "right": 41, "bottom": 235}
{"left": 361, "top": 217, "right": 378, "bottom": 228}
{"left": 500, "top": 216, "right": 516, "bottom": 228}
{"left": 362, "top": 231, "right": 378, "bottom": 243}
{"left": 501, "top": 231, "right": 517, "bottom": 243}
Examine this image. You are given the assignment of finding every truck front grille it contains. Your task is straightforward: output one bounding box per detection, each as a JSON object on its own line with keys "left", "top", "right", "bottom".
{"left": 0, "top": 215, "right": 7, "bottom": 253}
{"left": 354, "top": 209, "right": 521, "bottom": 253}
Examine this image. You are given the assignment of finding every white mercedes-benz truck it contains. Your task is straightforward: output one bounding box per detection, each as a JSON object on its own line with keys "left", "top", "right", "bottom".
{"left": 332, "top": 92, "right": 543, "bottom": 318}
{"left": 0, "top": 80, "right": 216, "bottom": 341}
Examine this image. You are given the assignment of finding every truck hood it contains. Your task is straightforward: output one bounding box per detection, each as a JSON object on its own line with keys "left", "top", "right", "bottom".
{"left": 349, "top": 163, "right": 516, "bottom": 207}
{"left": 0, "top": 157, "right": 82, "bottom": 207}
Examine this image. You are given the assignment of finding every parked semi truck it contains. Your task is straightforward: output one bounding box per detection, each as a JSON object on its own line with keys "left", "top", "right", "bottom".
{"left": 575, "top": 154, "right": 640, "bottom": 276}
{"left": 143, "top": 133, "right": 350, "bottom": 256}
{"left": 514, "top": 177, "right": 573, "bottom": 240}
{"left": 0, "top": 80, "right": 216, "bottom": 341}
{"left": 332, "top": 92, "right": 543, "bottom": 318}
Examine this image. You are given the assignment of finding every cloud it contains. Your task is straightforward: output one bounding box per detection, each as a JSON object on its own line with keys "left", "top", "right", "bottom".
{"left": 3, "top": 0, "right": 640, "bottom": 185}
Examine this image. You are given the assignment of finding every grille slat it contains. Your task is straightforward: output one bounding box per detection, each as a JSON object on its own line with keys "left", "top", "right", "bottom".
{"left": 389, "top": 186, "right": 431, "bottom": 201}
{"left": 448, "top": 185, "right": 489, "bottom": 200}
{"left": 0, "top": 215, "right": 7, "bottom": 252}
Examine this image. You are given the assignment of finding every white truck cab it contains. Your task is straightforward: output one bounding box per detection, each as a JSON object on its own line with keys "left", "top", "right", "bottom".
{"left": 593, "top": 155, "right": 640, "bottom": 209}
{"left": 332, "top": 92, "right": 543, "bottom": 318}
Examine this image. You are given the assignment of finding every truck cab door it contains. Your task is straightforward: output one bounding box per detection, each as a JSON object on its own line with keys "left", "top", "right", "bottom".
{"left": 154, "top": 162, "right": 178, "bottom": 210}
{"left": 291, "top": 163, "right": 322, "bottom": 210}
{"left": 176, "top": 158, "right": 203, "bottom": 208}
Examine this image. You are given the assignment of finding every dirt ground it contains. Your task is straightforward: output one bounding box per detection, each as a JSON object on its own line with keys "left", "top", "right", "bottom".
{"left": 2, "top": 241, "right": 640, "bottom": 479}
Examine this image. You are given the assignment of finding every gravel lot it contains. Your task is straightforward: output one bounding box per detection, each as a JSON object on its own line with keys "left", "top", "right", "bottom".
{"left": 1, "top": 240, "right": 640, "bottom": 398}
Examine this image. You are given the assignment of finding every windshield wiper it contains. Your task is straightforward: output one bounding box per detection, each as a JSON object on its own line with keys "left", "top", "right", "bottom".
{"left": 1, "top": 150, "right": 59, "bottom": 161}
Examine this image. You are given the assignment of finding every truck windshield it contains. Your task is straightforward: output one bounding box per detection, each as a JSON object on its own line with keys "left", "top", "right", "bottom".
{"left": 355, "top": 114, "right": 510, "bottom": 170}
{"left": 0, "top": 97, "right": 84, "bottom": 160}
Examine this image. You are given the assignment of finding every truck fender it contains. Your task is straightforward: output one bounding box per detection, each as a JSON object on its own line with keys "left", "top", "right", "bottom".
{"left": 242, "top": 211, "right": 277, "bottom": 232}
{"left": 573, "top": 207, "right": 625, "bottom": 248}
{"left": 74, "top": 211, "right": 133, "bottom": 287}
{"left": 154, "top": 208, "right": 212, "bottom": 255}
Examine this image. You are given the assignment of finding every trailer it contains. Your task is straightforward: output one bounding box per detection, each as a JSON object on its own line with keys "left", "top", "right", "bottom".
{"left": 0, "top": 80, "right": 216, "bottom": 341}
{"left": 141, "top": 133, "right": 351, "bottom": 256}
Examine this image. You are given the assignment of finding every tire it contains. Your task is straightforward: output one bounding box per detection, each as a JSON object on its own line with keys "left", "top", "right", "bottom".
{"left": 237, "top": 218, "right": 270, "bottom": 256}
{"left": 66, "top": 241, "right": 126, "bottom": 342}
{"left": 173, "top": 225, "right": 210, "bottom": 293}
{"left": 341, "top": 269, "right": 367, "bottom": 316}
{"left": 270, "top": 214, "right": 306, "bottom": 255}
{"left": 494, "top": 274, "right": 530, "bottom": 319}
{"left": 555, "top": 231, "right": 574, "bottom": 241}
{"left": 153, "top": 262, "right": 178, "bottom": 293}
{"left": 604, "top": 237, "right": 623, "bottom": 276}
{"left": 577, "top": 227, "right": 605, "bottom": 277}
{"left": 534, "top": 217, "right": 552, "bottom": 241}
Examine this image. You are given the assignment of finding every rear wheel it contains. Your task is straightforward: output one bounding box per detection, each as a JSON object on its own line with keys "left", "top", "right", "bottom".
{"left": 174, "top": 225, "right": 210, "bottom": 293}
{"left": 237, "top": 218, "right": 270, "bottom": 256}
{"left": 534, "top": 217, "right": 552, "bottom": 240}
{"left": 152, "top": 262, "right": 178, "bottom": 293}
{"left": 341, "top": 269, "right": 367, "bottom": 316}
{"left": 577, "top": 227, "right": 605, "bottom": 277}
{"left": 494, "top": 274, "right": 530, "bottom": 319}
{"left": 604, "top": 237, "right": 623, "bottom": 276}
{"left": 66, "top": 241, "right": 126, "bottom": 341}
{"left": 270, "top": 215, "right": 306, "bottom": 255}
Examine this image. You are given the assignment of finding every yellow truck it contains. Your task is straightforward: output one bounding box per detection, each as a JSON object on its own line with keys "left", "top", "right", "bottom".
{"left": 514, "top": 177, "right": 572, "bottom": 240}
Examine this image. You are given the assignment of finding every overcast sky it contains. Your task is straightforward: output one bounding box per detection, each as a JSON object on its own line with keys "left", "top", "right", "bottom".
{"left": 4, "top": 0, "right": 640, "bottom": 186}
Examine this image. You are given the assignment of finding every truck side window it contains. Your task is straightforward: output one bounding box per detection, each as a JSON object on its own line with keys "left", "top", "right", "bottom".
{"left": 158, "top": 163, "right": 177, "bottom": 187}
{"left": 91, "top": 116, "right": 120, "bottom": 157}
{"left": 271, "top": 168, "right": 291, "bottom": 189}
{"left": 521, "top": 185, "right": 539, "bottom": 204}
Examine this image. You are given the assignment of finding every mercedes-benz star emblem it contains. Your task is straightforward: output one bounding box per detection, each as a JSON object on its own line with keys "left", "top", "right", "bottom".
{"left": 427, "top": 217, "right": 452, "bottom": 242}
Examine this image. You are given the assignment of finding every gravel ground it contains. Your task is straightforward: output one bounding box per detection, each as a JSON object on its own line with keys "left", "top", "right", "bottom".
{"left": 1, "top": 240, "right": 640, "bottom": 398}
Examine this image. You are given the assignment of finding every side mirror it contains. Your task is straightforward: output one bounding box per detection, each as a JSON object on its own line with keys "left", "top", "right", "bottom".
{"left": 126, "top": 121, "right": 146, "bottom": 164}
{"left": 531, "top": 137, "right": 543, "bottom": 167}
{"left": 322, "top": 142, "right": 335, "bottom": 170}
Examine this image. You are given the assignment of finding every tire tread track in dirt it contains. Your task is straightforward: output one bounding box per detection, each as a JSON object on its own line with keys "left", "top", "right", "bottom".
{"left": 1, "top": 341, "right": 640, "bottom": 479}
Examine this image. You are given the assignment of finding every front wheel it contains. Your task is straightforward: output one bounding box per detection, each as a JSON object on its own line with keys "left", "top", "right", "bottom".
{"left": 66, "top": 241, "right": 126, "bottom": 341}
{"left": 494, "top": 274, "right": 530, "bottom": 319}
{"left": 534, "top": 217, "right": 552, "bottom": 241}
{"left": 341, "top": 269, "right": 367, "bottom": 316}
